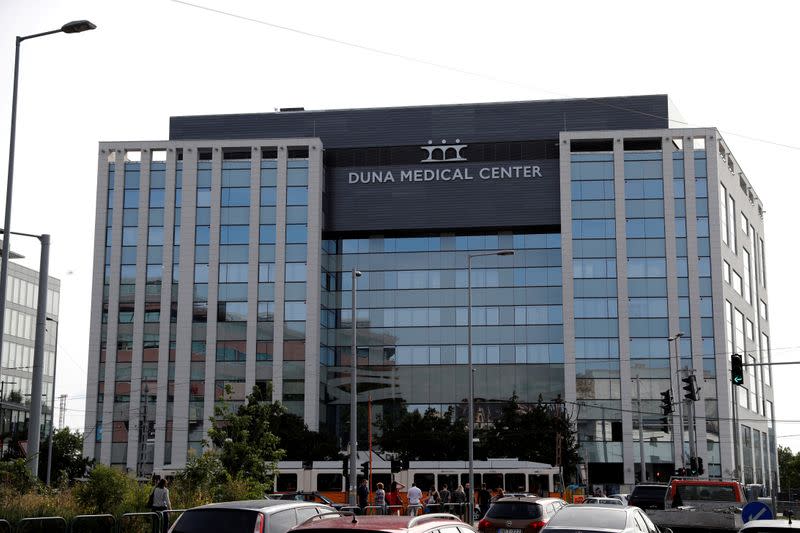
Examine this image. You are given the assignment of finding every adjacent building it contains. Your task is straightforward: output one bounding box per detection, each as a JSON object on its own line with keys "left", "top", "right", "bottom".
{"left": 0, "top": 245, "right": 61, "bottom": 455}
{"left": 84, "top": 95, "right": 776, "bottom": 490}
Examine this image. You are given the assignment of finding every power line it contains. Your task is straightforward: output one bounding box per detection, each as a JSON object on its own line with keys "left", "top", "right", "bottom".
{"left": 170, "top": 0, "right": 800, "bottom": 152}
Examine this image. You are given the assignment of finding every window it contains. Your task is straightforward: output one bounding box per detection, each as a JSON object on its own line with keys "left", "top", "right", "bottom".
{"left": 727, "top": 195, "right": 736, "bottom": 253}
{"left": 723, "top": 261, "right": 730, "bottom": 284}
{"left": 719, "top": 183, "right": 729, "bottom": 245}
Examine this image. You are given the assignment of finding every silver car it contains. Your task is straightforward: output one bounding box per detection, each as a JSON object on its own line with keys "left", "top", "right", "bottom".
{"left": 169, "top": 499, "right": 335, "bottom": 533}
{"left": 542, "top": 504, "right": 673, "bottom": 533}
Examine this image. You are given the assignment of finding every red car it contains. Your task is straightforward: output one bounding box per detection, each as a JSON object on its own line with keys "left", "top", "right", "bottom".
{"left": 292, "top": 512, "right": 476, "bottom": 533}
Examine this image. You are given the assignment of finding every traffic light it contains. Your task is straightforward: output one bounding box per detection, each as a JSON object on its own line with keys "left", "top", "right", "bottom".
{"left": 342, "top": 457, "right": 349, "bottom": 477}
{"left": 731, "top": 353, "right": 745, "bottom": 386}
{"left": 390, "top": 459, "right": 402, "bottom": 473}
{"left": 690, "top": 456, "right": 698, "bottom": 475}
{"left": 697, "top": 457, "right": 704, "bottom": 475}
{"left": 660, "top": 390, "right": 674, "bottom": 415}
{"left": 682, "top": 374, "right": 700, "bottom": 401}
{"left": 660, "top": 389, "right": 673, "bottom": 433}
{"left": 361, "top": 461, "right": 370, "bottom": 478}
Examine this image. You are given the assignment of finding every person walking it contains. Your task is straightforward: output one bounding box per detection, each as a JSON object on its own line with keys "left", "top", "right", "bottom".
{"left": 407, "top": 482, "right": 422, "bottom": 515}
{"left": 439, "top": 484, "right": 451, "bottom": 511}
{"left": 374, "top": 482, "right": 386, "bottom": 515}
{"left": 386, "top": 481, "right": 405, "bottom": 515}
{"left": 451, "top": 485, "right": 466, "bottom": 520}
{"left": 358, "top": 479, "right": 370, "bottom": 511}
{"left": 478, "top": 484, "right": 491, "bottom": 519}
{"left": 424, "top": 486, "right": 440, "bottom": 513}
{"left": 151, "top": 478, "right": 172, "bottom": 512}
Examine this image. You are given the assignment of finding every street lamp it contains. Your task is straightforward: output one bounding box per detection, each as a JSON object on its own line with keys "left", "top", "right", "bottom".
{"left": 668, "top": 332, "right": 685, "bottom": 467}
{"left": 45, "top": 317, "right": 59, "bottom": 486}
{"left": 349, "top": 268, "right": 362, "bottom": 505}
{"left": 467, "top": 250, "right": 514, "bottom": 521}
{"left": 0, "top": 19, "right": 96, "bottom": 399}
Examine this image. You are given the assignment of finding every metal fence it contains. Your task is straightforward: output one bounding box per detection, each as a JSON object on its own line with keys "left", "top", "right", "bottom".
{"left": 68, "top": 514, "right": 115, "bottom": 533}
{"left": 3, "top": 510, "right": 186, "bottom": 533}
{"left": 14, "top": 517, "right": 67, "bottom": 533}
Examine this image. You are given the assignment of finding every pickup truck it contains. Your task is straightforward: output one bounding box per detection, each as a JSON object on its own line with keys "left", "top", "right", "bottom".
{"left": 645, "top": 479, "right": 745, "bottom": 532}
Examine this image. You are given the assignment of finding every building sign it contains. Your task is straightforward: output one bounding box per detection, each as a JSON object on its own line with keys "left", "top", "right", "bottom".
{"left": 325, "top": 140, "right": 561, "bottom": 233}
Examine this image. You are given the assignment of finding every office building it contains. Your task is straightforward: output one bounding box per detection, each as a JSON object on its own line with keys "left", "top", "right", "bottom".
{"left": 84, "top": 95, "right": 776, "bottom": 489}
{"left": 0, "top": 245, "right": 61, "bottom": 455}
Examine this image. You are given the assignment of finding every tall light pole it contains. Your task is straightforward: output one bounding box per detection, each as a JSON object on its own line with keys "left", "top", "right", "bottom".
{"left": 668, "top": 332, "right": 685, "bottom": 468}
{"left": 45, "top": 317, "right": 59, "bottom": 486}
{"left": 0, "top": 20, "right": 96, "bottom": 393}
{"left": 349, "top": 268, "right": 362, "bottom": 505}
{"left": 468, "top": 250, "right": 513, "bottom": 521}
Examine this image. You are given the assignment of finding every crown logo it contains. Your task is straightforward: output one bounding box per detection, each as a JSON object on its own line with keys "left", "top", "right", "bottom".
{"left": 420, "top": 139, "right": 467, "bottom": 163}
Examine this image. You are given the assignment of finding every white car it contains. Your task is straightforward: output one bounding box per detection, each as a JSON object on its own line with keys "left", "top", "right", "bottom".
{"left": 542, "top": 504, "right": 673, "bottom": 533}
{"left": 740, "top": 519, "right": 798, "bottom": 532}
{"left": 584, "top": 497, "right": 625, "bottom": 506}
{"left": 610, "top": 493, "right": 629, "bottom": 506}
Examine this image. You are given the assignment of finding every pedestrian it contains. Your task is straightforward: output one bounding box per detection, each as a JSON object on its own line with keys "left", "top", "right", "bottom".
{"left": 478, "top": 484, "right": 491, "bottom": 518}
{"left": 407, "top": 482, "right": 422, "bottom": 515}
{"left": 358, "top": 479, "right": 369, "bottom": 511}
{"left": 491, "top": 487, "right": 505, "bottom": 502}
{"left": 424, "top": 486, "right": 440, "bottom": 513}
{"left": 374, "top": 482, "right": 386, "bottom": 514}
{"left": 451, "top": 485, "right": 466, "bottom": 520}
{"left": 386, "top": 481, "right": 405, "bottom": 514}
{"left": 151, "top": 478, "right": 172, "bottom": 512}
{"left": 439, "top": 484, "right": 451, "bottom": 507}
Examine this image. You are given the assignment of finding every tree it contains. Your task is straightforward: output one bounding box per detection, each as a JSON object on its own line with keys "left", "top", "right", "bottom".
{"left": 207, "top": 385, "right": 284, "bottom": 486}
{"left": 74, "top": 464, "right": 133, "bottom": 514}
{"left": 269, "top": 408, "right": 340, "bottom": 461}
{"left": 779, "top": 445, "right": 800, "bottom": 493}
{"left": 376, "top": 405, "right": 468, "bottom": 461}
{"left": 38, "top": 426, "right": 93, "bottom": 482}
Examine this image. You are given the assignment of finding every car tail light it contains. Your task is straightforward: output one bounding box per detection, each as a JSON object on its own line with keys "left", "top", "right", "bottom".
{"left": 254, "top": 514, "right": 265, "bottom": 533}
{"left": 528, "top": 520, "right": 546, "bottom": 532}
{"left": 478, "top": 519, "right": 491, "bottom": 530}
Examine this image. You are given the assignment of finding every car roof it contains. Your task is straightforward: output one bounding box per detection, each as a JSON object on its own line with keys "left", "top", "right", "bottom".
{"left": 495, "top": 496, "right": 560, "bottom": 504}
{"left": 741, "top": 520, "right": 797, "bottom": 530}
{"left": 293, "top": 514, "right": 467, "bottom": 533}
{"left": 191, "top": 500, "right": 328, "bottom": 512}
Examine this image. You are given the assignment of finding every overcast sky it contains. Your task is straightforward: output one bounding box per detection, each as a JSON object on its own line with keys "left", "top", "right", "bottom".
{"left": 1, "top": 0, "right": 799, "bottom": 454}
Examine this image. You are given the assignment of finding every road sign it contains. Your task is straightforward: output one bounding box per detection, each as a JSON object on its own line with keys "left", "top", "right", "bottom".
{"left": 742, "top": 501, "right": 773, "bottom": 523}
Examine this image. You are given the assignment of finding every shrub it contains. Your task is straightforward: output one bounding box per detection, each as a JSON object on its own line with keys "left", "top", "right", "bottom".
{"left": 74, "top": 464, "right": 134, "bottom": 514}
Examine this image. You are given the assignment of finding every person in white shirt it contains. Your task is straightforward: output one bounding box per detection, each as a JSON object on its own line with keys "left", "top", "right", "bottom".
{"left": 151, "top": 478, "right": 172, "bottom": 511}
{"left": 407, "top": 483, "right": 422, "bottom": 515}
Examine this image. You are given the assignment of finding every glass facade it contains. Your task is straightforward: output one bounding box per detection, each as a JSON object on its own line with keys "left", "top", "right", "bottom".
{"left": 87, "top": 122, "right": 775, "bottom": 490}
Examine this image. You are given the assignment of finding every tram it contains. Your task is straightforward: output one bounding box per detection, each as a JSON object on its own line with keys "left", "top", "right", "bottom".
{"left": 272, "top": 457, "right": 560, "bottom": 504}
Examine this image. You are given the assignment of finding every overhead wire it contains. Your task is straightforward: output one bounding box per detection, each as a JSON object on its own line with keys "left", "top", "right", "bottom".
{"left": 169, "top": 0, "right": 800, "bottom": 152}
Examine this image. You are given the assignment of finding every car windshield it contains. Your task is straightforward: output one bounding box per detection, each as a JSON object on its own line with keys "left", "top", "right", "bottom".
{"left": 486, "top": 502, "right": 542, "bottom": 519}
{"left": 631, "top": 486, "right": 666, "bottom": 499}
{"left": 171, "top": 509, "right": 259, "bottom": 533}
{"left": 675, "top": 484, "right": 737, "bottom": 501}
{"left": 546, "top": 506, "right": 627, "bottom": 530}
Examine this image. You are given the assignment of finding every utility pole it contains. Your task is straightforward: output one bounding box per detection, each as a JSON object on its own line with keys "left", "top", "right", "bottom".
{"left": 635, "top": 376, "right": 646, "bottom": 482}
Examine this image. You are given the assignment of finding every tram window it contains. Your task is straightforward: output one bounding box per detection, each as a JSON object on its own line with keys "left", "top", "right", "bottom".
{"left": 505, "top": 474, "right": 525, "bottom": 492}
{"left": 528, "top": 474, "right": 549, "bottom": 495}
{"left": 439, "top": 474, "right": 459, "bottom": 491}
{"left": 372, "top": 473, "right": 392, "bottom": 490}
{"left": 317, "top": 473, "right": 343, "bottom": 491}
{"left": 277, "top": 473, "right": 298, "bottom": 491}
{"left": 414, "top": 473, "right": 435, "bottom": 490}
{"left": 484, "top": 473, "right": 503, "bottom": 491}
{"left": 461, "top": 473, "right": 481, "bottom": 487}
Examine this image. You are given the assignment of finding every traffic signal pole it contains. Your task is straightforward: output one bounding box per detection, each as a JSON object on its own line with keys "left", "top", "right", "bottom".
{"left": 635, "top": 376, "right": 645, "bottom": 482}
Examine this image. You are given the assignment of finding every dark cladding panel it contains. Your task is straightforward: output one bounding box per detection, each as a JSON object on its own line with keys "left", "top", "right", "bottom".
{"left": 170, "top": 95, "right": 669, "bottom": 147}
{"left": 325, "top": 160, "right": 560, "bottom": 233}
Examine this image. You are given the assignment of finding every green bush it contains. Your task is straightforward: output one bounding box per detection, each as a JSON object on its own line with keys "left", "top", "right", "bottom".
{"left": 74, "top": 464, "right": 134, "bottom": 515}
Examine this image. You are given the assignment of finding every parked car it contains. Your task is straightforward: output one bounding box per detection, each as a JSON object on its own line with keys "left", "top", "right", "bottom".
{"left": 739, "top": 519, "right": 798, "bottom": 531}
{"left": 168, "top": 499, "right": 335, "bottom": 533}
{"left": 271, "top": 491, "right": 346, "bottom": 510}
{"left": 478, "top": 496, "right": 567, "bottom": 533}
{"left": 292, "top": 511, "right": 476, "bottom": 533}
{"left": 627, "top": 484, "right": 669, "bottom": 510}
{"left": 541, "top": 504, "right": 674, "bottom": 533}
{"left": 610, "top": 494, "right": 629, "bottom": 506}
{"left": 583, "top": 497, "right": 625, "bottom": 506}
